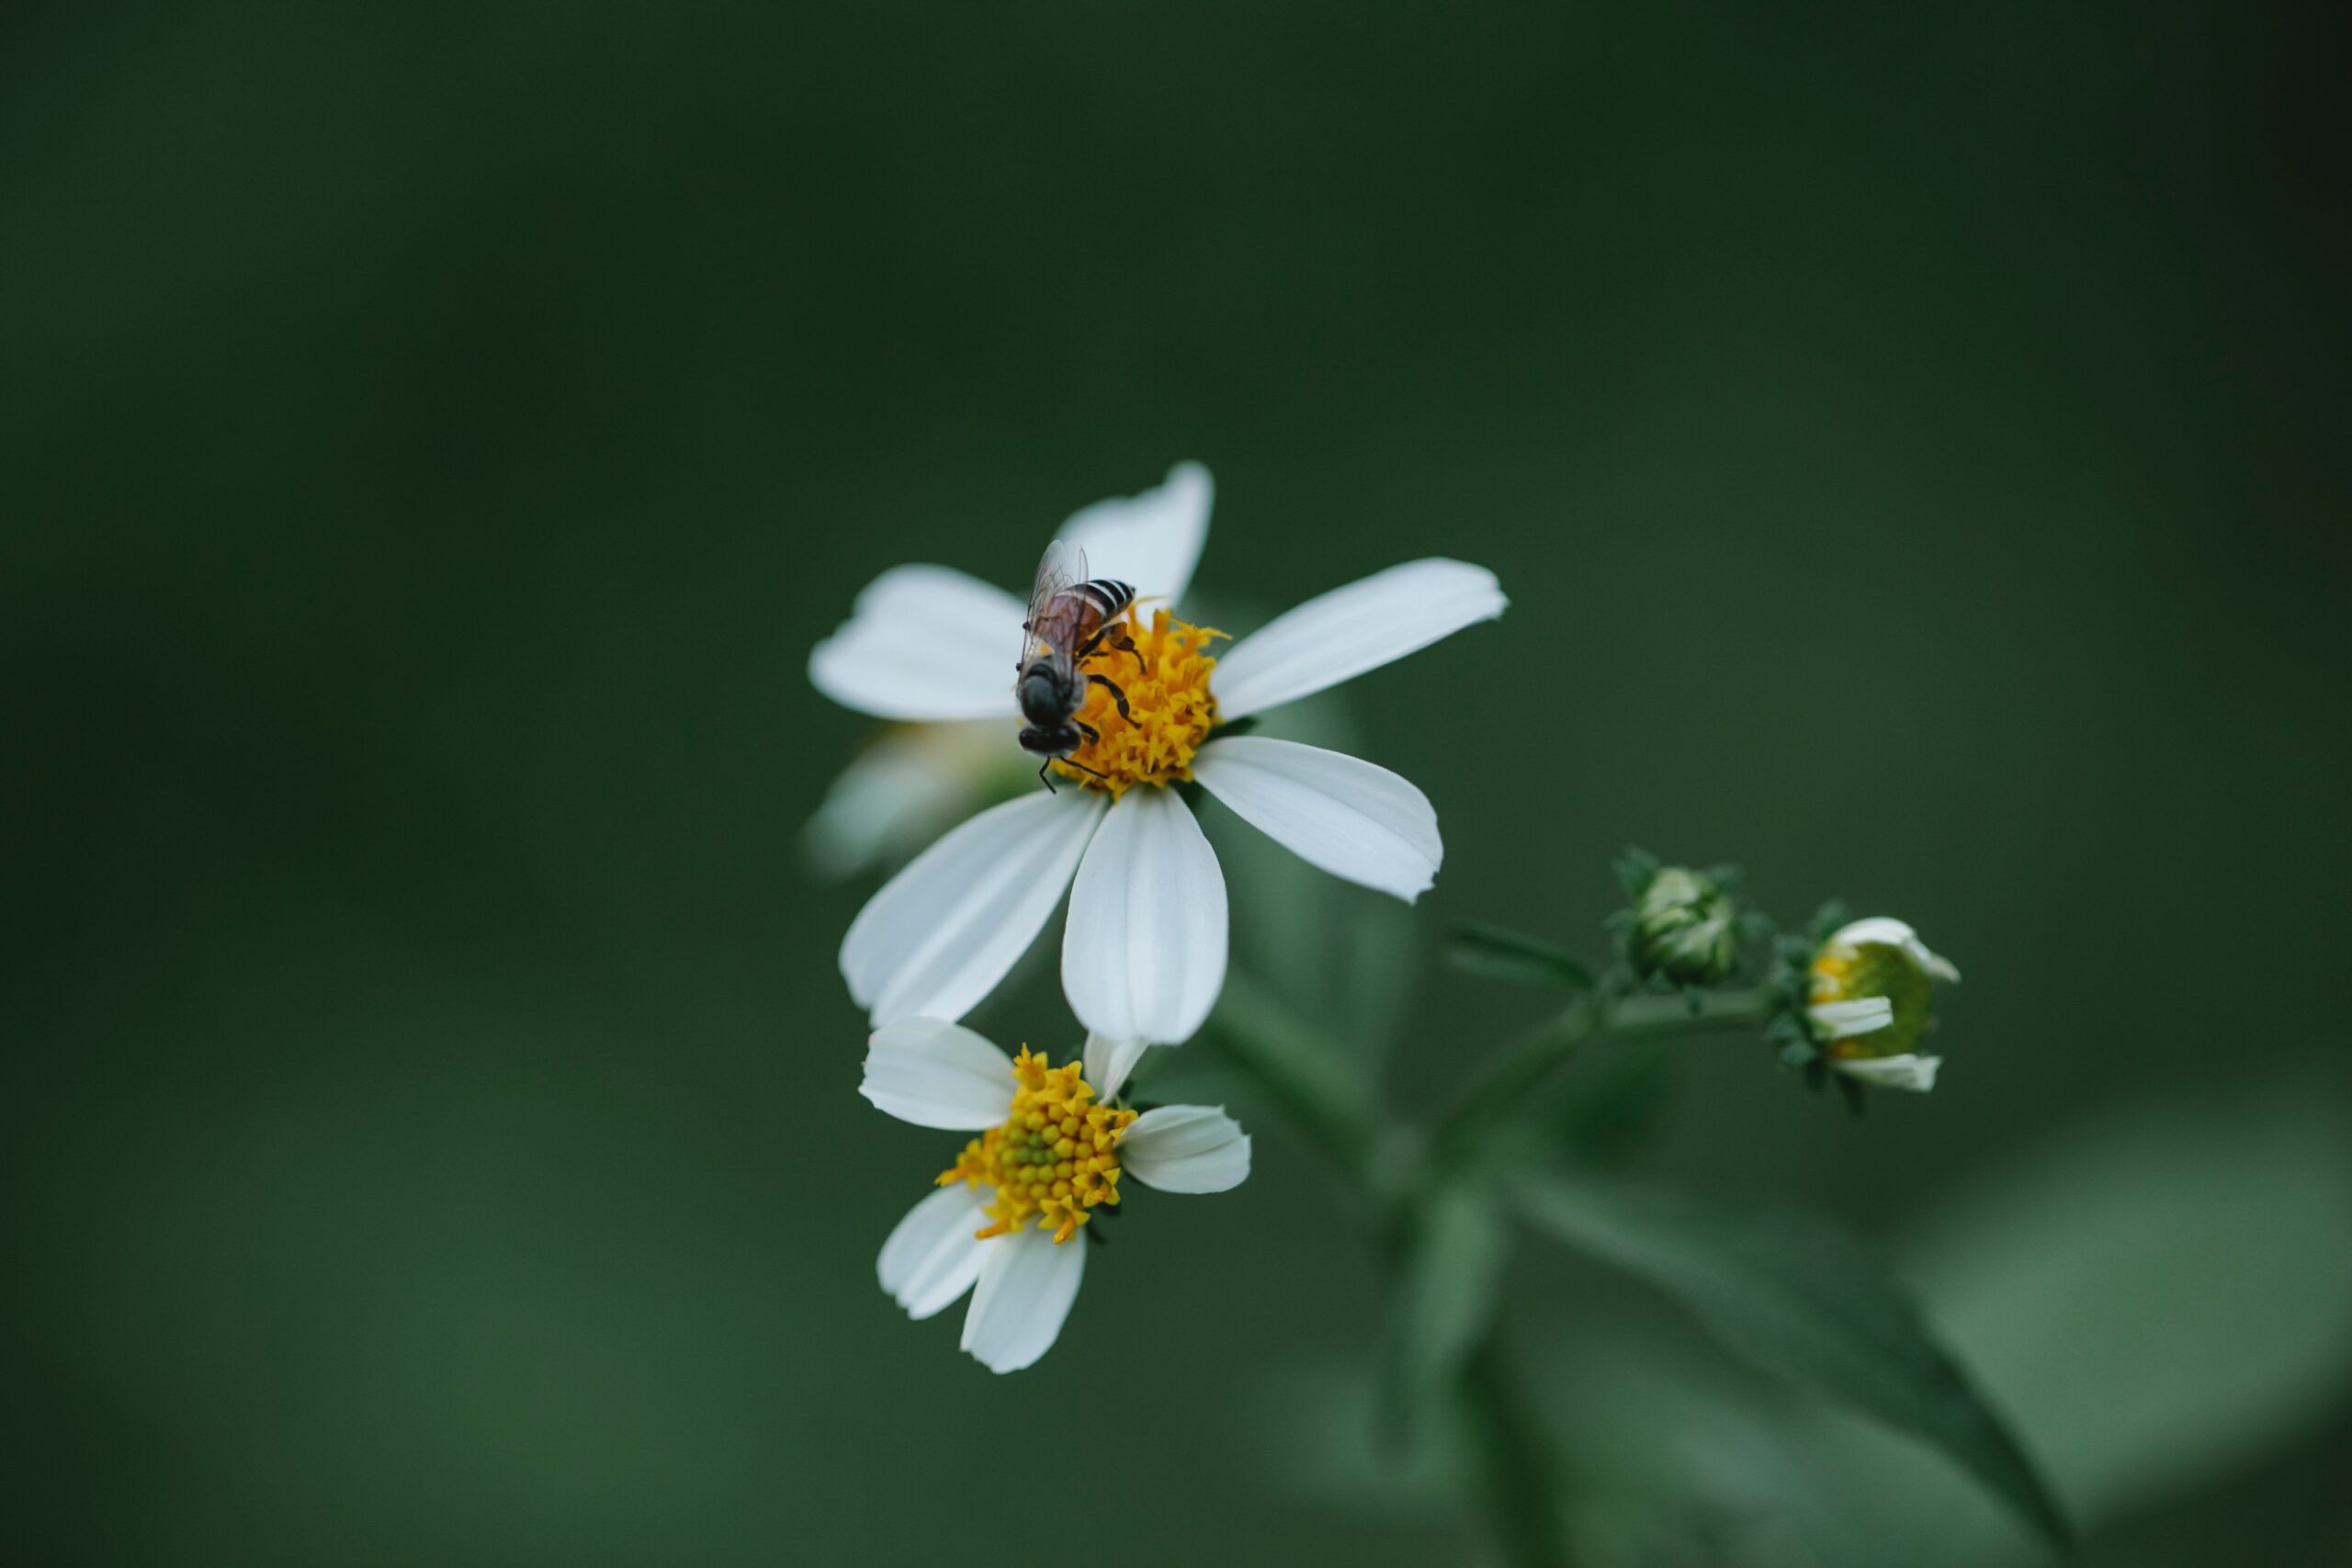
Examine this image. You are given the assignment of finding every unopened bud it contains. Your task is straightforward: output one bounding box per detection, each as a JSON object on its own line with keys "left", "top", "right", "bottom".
{"left": 1628, "top": 864, "right": 1743, "bottom": 987}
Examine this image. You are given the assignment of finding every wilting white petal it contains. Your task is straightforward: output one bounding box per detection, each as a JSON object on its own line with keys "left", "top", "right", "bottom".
{"left": 1057, "top": 462, "right": 1214, "bottom": 608}
{"left": 1832, "top": 1053, "right": 1943, "bottom": 1092}
{"left": 809, "top": 565, "right": 1026, "bottom": 722}
{"left": 1192, "top": 735, "right": 1442, "bottom": 903}
{"left": 1807, "top": 998, "right": 1895, "bottom": 1041}
{"left": 1063, "top": 789, "right": 1228, "bottom": 1046}
{"left": 842, "top": 790, "right": 1106, "bottom": 1027}
{"left": 859, "top": 1018, "right": 1016, "bottom": 1130}
{"left": 1121, "top": 1104, "right": 1252, "bottom": 1194}
{"left": 1826, "top": 917, "right": 1961, "bottom": 983}
{"left": 961, "top": 1227, "right": 1086, "bottom": 1373}
{"left": 1084, "top": 1032, "right": 1152, "bottom": 1100}
{"left": 801, "top": 720, "right": 1013, "bottom": 881}
{"left": 878, "top": 1184, "right": 993, "bottom": 1319}
{"left": 1210, "top": 558, "right": 1508, "bottom": 720}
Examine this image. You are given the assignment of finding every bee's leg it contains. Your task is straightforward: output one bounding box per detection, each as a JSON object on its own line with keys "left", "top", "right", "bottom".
{"left": 1102, "top": 625, "right": 1142, "bottom": 671}
{"left": 1037, "top": 759, "right": 1057, "bottom": 794}
{"left": 1059, "top": 753, "right": 1110, "bottom": 782}
{"left": 1077, "top": 622, "right": 1145, "bottom": 674}
{"left": 1086, "top": 673, "right": 1133, "bottom": 721}
{"left": 1074, "top": 720, "right": 1101, "bottom": 744}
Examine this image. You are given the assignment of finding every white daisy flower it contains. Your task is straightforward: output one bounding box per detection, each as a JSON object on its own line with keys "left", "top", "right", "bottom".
{"left": 804, "top": 465, "right": 1216, "bottom": 878}
{"left": 864, "top": 1017, "right": 1250, "bottom": 1373}
{"left": 813, "top": 462, "right": 1507, "bottom": 1045}
{"left": 1804, "top": 916, "right": 1962, "bottom": 1092}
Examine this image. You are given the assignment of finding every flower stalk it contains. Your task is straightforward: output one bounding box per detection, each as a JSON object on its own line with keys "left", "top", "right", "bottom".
{"left": 1464, "top": 1328, "right": 1574, "bottom": 1568}
{"left": 1201, "top": 966, "right": 1384, "bottom": 1184}
{"left": 1205, "top": 969, "right": 1781, "bottom": 1564}
{"left": 1430, "top": 985, "right": 1778, "bottom": 1168}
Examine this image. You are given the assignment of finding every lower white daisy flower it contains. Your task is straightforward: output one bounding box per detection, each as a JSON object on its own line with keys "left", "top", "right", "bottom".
{"left": 817, "top": 465, "right": 1506, "bottom": 1045}
{"left": 864, "top": 1018, "right": 1250, "bottom": 1373}
{"left": 1804, "top": 917, "right": 1962, "bottom": 1092}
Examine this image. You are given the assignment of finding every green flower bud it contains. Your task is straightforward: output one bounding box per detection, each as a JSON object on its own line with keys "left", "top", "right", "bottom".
{"left": 1804, "top": 917, "right": 1961, "bottom": 1092}
{"left": 1628, "top": 864, "right": 1743, "bottom": 987}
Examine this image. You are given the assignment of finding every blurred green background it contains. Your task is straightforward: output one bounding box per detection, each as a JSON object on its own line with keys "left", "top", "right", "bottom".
{"left": 8, "top": 4, "right": 2349, "bottom": 1563}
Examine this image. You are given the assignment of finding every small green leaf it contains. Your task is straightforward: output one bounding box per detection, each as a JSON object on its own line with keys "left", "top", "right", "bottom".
{"left": 1447, "top": 922, "right": 1596, "bottom": 994}
{"left": 1514, "top": 1172, "right": 2073, "bottom": 1552}
{"left": 1384, "top": 1182, "right": 1513, "bottom": 1426}
{"left": 1613, "top": 843, "right": 1660, "bottom": 897}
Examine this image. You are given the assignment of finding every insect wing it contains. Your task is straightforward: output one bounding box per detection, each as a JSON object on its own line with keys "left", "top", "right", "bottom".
{"left": 1021, "top": 538, "right": 1087, "bottom": 674}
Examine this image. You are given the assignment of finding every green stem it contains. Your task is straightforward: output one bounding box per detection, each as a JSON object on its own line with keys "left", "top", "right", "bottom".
{"left": 1430, "top": 993, "right": 1600, "bottom": 1166}
{"left": 1431, "top": 985, "right": 1776, "bottom": 1166}
{"left": 1608, "top": 986, "right": 1779, "bottom": 1033}
{"left": 1204, "top": 966, "right": 1382, "bottom": 1181}
{"left": 1208, "top": 969, "right": 1774, "bottom": 1566}
{"left": 1464, "top": 1327, "right": 1572, "bottom": 1568}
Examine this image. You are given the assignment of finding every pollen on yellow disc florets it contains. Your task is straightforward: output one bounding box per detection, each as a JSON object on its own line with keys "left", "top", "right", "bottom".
{"left": 937, "top": 1047, "right": 1140, "bottom": 1245}
{"left": 1810, "top": 940, "right": 1934, "bottom": 1060}
{"left": 1051, "top": 608, "right": 1225, "bottom": 797}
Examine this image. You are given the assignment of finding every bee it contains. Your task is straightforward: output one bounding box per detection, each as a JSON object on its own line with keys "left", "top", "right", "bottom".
{"left": 1015, "top": 539, "right": 1143, "bottom": 791}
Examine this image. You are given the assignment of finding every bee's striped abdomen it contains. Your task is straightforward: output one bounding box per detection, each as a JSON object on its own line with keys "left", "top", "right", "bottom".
{"left": 1071, "top": 579, "right": 1136, "bottom": 624}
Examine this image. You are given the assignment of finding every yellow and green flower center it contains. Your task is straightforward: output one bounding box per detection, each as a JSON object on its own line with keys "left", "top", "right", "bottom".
{"left": 1050, "top": 608, "right": 1225, "bottom": 797}
{"left": 1811, "top": 941, "right": 1935, "bottom": 1059}
{"left": 938, "top": 1047, "right": 1139, "bottom": 1245}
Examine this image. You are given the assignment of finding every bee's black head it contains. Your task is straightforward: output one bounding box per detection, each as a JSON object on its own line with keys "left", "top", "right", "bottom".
{"left": 1018, "top": 723, "right": 1082, "bottom": 759}
{"left": 1016, "top": 663, "right": 1077, "bottom": 728}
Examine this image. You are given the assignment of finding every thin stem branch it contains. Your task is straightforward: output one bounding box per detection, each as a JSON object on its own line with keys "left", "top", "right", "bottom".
{"left": 1431, "top": 985, "right": 1776, "bottom": 1166}
{"left": 1608, "top": 986, "right": 1780, "bottom": 1034}
{"left": 1204, "top": 966, "right": 1381, "bottom": 1182}
{"left": 1463, "top": 1326, "right": 1572, "bottom": 1568}
{"left": 1430, "top": 993, "right": 1600, "bottom": 1166}
{"left": 1206, "top": 967, "right": 1773, "bottom": 1566}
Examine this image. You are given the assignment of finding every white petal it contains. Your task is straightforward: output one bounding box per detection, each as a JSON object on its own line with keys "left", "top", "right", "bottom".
{"left": 1062, "top": 789, "right": 1228, "bottom": 1046}
{"left": 960, "top": 1227, "right": 1086, "bottom": 1373}
{"left": 1192, "top": 736, "right": 1442, "bottom": 903}
{"left": 1121, "top": 1104, "right": 1252, "bottom": 1194}
{"left": 1210, "top": 558, "right": 1507, "bottom": 720}
{"left": 809, "top": 565, "right": 1026, "bottom": 721}
{"left": 801, "top": 720, "right": 1010, "bottom": 881}
{"left": 1826, "top": 917, "right": 1961, "bottom": 983}
{"left": 1826, "top": 916, "right": 1918, "bottom": 950}
{"left": 1057, "top": 461, "right": 1213, "bottom": 607}
{"left": 1084, "top": 1032, "right": 1152, "bottom": 1101}
{"left": 1833, "top": 1053, "right": 1943, "bottom": 1092}
{"left": 859, "top": 1018, "right": 1017, "bottom": 1130}
{"left": 842, "top": 790, "right": 1106, "bottom": 1026}
{"left": 1807, "top": 998, "right": 1895, "bottom": 1041}
{"left": 878, "top": 1184, "right": 994, "bottom": 1319}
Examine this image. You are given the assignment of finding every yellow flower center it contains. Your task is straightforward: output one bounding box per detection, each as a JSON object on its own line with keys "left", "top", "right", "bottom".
{"left": 1809, "top": 943, "right": 1933, "bottom": 1060}
{"left": 937, "top": 1047, "right": 1139, "bottom": 1245}
{"left": 1049, "top": 608, "right": 1225, "bottom": 797}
